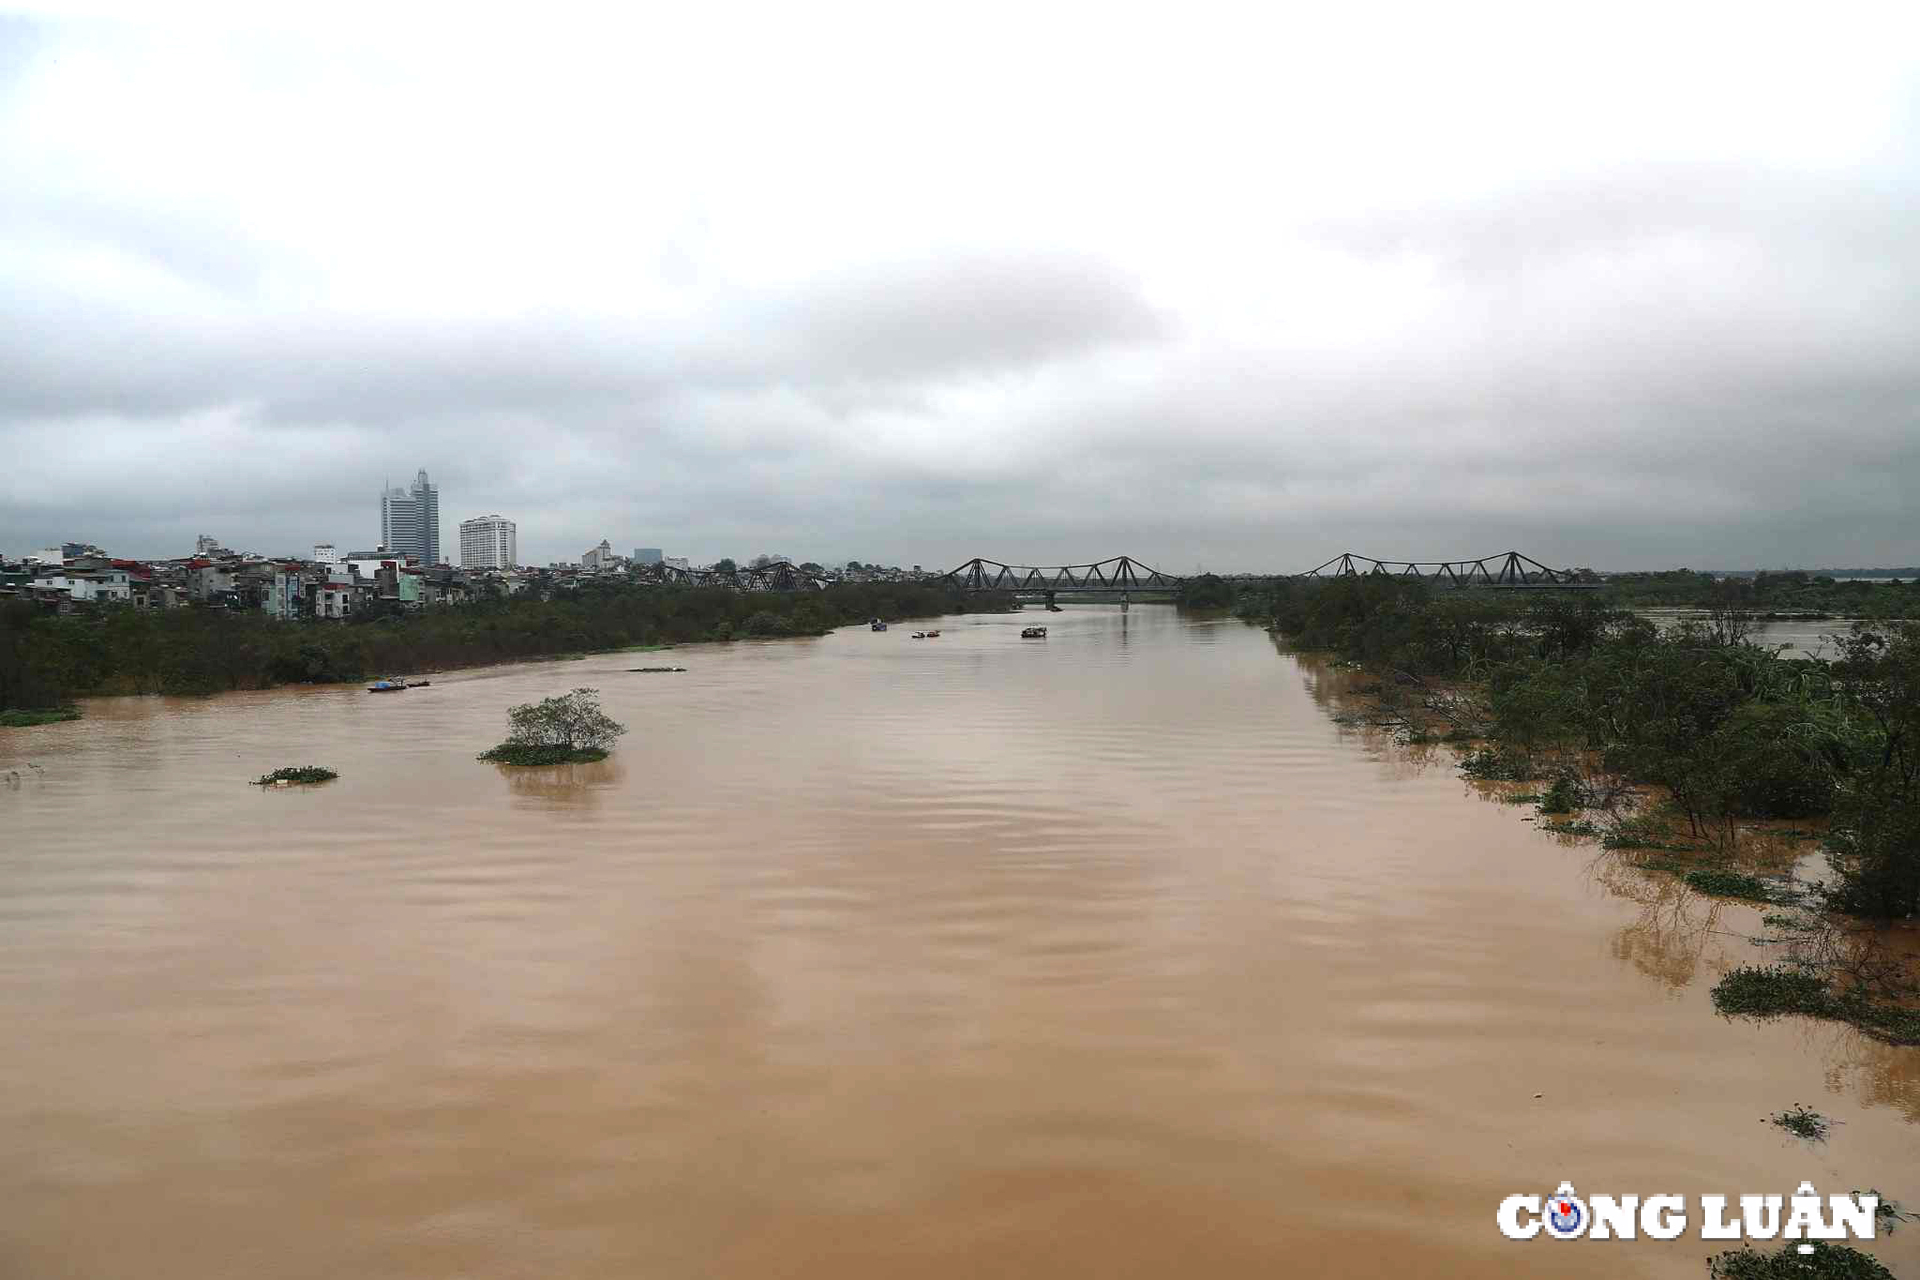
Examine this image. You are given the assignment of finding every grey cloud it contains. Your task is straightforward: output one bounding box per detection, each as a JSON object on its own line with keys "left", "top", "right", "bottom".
{"left": 1, "top": 15, "right": 1918, "bottom": 573}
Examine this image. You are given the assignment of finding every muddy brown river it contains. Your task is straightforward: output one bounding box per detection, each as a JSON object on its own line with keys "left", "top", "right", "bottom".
{"left": 2, "top": 605, "right": 1914, "bottom": 1278}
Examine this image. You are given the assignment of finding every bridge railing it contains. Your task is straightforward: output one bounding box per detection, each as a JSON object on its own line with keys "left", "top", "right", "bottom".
{"left": 943, "top": 556, "right": 1185, "bottom": 592}
{"left": 1300, "top": 551, "right": 1586, "bottom": 587}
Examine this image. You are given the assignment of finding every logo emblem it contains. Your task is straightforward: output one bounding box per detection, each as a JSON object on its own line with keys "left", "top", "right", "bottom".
{"left": 1544, "top": 1182, "right": 1587, "bottom": 1239}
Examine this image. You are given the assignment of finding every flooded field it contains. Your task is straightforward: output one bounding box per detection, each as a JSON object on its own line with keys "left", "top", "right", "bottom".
{"left": 1637, "top": 608, "right": 1875, "bottom": 659}
{"left": 1, "top": 605, "right": 1914, "bottom": 1279}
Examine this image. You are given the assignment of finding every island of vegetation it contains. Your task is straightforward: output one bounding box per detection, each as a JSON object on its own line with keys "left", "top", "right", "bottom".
{"left": 1221, "top": 574, "right": 1919, "bottom": 1046}
{"left": 0, "top": 706, "right": 81, "bottom": 727}
{"left": 0, "top": 580, "right": 1014, "bottom": 713}
{"left": 252, "top": 765, "right": 338, "bottom": 785}
{"left": 478, "top": 688, "right": 627, "bottom": 766}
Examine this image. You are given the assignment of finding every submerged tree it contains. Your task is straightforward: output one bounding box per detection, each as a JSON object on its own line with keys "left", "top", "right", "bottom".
{"left": 480, "top": 687, "right": 628, "bottom": 765}
{"left": 1825, "top": 623, "right": 1920, "bottom": 917}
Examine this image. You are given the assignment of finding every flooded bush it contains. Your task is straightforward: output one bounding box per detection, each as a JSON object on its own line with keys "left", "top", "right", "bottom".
{"left": 0, "top": 706, "right": 80, "bottom": 727}
{"left": 1603, "top": 810, "right": 1696, "bottom": 852}
{"left": 1538, "top": 770, "right": 1586, "bottom": 814}
{"left": 252, "top": 766, "right": 337, "bottom": 785}
{"left": 1822, "top": 624, "right": 1920, "bottom": 919}
{"left": 477, "top": 743, "right": 608, "bottom": 765}
{"left": 1683, "top": 868, "right": 1776, "bottom": 902}
{"left": 1708, "top": 1241, "right": 1893, "bottom": 1278}
{"left": 1712, "top": 965, "right": 1833, "bottom": 1019}
{"left": 1766, "top": 1103, "right": 1831, "bottom": 1141}
{"left": 480, "top": 687, "right": 626, "bottom": 766}
{"left": 1460, "top": 747, "right": 1533, "bottom": 781}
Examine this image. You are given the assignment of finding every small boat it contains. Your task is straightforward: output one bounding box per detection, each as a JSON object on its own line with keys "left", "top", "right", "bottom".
{"left": 409, "top": 680, "right": 431, "bottom": 687}
{"left": 925, "top": 629, "right": 941, "bottom": 638}
{"left": 870, "top": 618, "right": 888, "bottom": 632}
{"left": 1021, "top": 626, "right": 1048, "bottom": 638}
{"left": 367, "top": 679, "right": 407, "bottom": 693}
{"left": 911, "top": 631, "right": 928, "bottom": 639}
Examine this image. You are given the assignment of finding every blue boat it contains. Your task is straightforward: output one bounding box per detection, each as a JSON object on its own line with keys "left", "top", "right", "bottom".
{"left": 870, "top": 618, "right": 888, "bottom": 632}
{"left": 367, "top": 679, "right": 407, "bottom": 693}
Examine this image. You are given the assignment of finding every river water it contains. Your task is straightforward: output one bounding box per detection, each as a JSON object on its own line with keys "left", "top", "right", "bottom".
{"left": 1, "top": 605, "right": 1914, "bottom": 1279}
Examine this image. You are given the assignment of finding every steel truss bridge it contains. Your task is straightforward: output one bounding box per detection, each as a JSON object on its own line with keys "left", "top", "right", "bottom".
{"left": 942, "top": 556, "right": 1184, "bottom": 597}
{"left": 611, "top": 551, "right": 1588, "bottom": 594}
{"left": 1301, "top": 550, "right": 1594, "bottom": 589}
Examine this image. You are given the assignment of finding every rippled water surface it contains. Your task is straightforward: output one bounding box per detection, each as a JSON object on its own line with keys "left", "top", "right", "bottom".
{"left": 2, "top": 606, "right": 1915, "bottom": 1278}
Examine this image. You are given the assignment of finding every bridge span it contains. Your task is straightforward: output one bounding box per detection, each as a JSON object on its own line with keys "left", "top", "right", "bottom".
{"left": 1301, "top": 551, "right": 1595, "bottom": 589}
{"left": 941, "top": 556, "right": 1183, "bottom": 596}
{"left": 614, "top": 551, "right": 1590, "bottom": 594}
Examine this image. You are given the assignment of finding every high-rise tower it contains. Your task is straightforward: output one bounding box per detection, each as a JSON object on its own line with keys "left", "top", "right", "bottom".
{"left": 379, "top": 469, "right": 441, "bottom": 565}
{"left": 459, "top": 515, "right": 517, "bottom": 569}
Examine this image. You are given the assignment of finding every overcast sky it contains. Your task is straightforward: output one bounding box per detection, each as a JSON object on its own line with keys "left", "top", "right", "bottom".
{"left": 2, "top": 4, "right": 1917, "bottom": 571}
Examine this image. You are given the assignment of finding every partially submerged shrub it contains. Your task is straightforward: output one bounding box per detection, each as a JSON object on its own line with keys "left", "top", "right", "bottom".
{"left": 1460, "top": 747, "right": 1534, "bottom": 781}
{"left": 1537, "top": 771, "right": 1585, "bottom": 814}
{"left": 481, "top": 687, "right": 627, "bottom": 766}
{"left": 477, "top": 742, "right": 608, "bottom": 765}
{"left": 1684, "top": 868, "right": 1777, "bottom": 902}
{"left": 1709, "top": 1241, "right": 1893, "bottom": 1279}
{"left": 1712, "top": 966, "right": 1834, "bottom": 1020}
{"left": 1767, "top": 1103, "right": 1832, "bottom": 1141}
{"left": 0, "top": 707, "right": 81, "bottom": 727}
{"left": 253, "top": 765, "right": 338, "bottom": 785}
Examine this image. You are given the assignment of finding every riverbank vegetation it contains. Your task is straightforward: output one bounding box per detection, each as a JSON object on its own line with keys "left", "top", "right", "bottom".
{"left": 1237, "top": 575, "right": 1920, "bottom": 1042}
{"left": 1174, "top": 574, "right": 1239, "bottom": 609}
{"left": 0, "top": 706, "right": 80, "bottom": 727}
{"left": 0, "top": 581, "right": 1013, "bottom": 710}
{"left": 479, "top": 688, "right": 625, "bottom": 766}
{"left": 1598, "top": 569, "right": 1920, "bottom": 619}
{"left": 252, "top": 765, "right": 337, "bottom": 785}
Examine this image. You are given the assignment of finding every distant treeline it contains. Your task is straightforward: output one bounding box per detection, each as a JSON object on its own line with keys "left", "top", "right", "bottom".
{"left": 1710, "top": 568, "right": 1920, "bottom": 579}
{"left": 1236, "top": 575, "right": 1920, "bottom": 919}
{"left": 0, "top": 581, "right": 1014, "bottom": 712}
{"left": 1596, "top": 569, "right": 1920, "bottom": 616}
{"left": 1173, "top": 569, "right": 1920, "bottom": 618}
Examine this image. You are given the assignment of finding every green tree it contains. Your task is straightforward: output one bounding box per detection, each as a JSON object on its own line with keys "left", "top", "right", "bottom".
{"left": 1825, "top": 623, "right": 1920, "bottom": 916}
{"left": 502, "top": 687, "right": 628, "bottom": 753}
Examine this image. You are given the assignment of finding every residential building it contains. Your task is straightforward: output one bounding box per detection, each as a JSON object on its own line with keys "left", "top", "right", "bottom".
{"left": 634, "top": 547, "right": 663, "bottom": 565}
{"left": 263, "top": 569, "right": 304, "bottom": 621}
{"left": 196, "top": 535, "right": 220, "bottom": 555}
{"left": 187, "top": 562, "right": 235, "bottom": 602}
{"left": 69, "top": 569, "right": 133, "bottom": 604}
{"left": 582, "top": 539, "right": 616, "bottom": 572}
{"left": 345, "top": 549, "right": 415, "bottom": 579}
{"left": 460, "top": 515, "right": 517, "bottom": 569}
{"left": 315, "top": 582, "right": 357, "bottom": 620}
{"left": 379, "top": 469, "right": 442, "bottom": 566}
{"left": 665, "top": 556, "right": 690, "bottom": 571}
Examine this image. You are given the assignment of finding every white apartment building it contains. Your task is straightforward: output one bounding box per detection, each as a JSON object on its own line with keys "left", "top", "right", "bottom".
{"left": 581, "top": 539, "right": 616, "bottom": 572}
{"left": 459, "top": 515, "right": 517, "bottom": 570}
